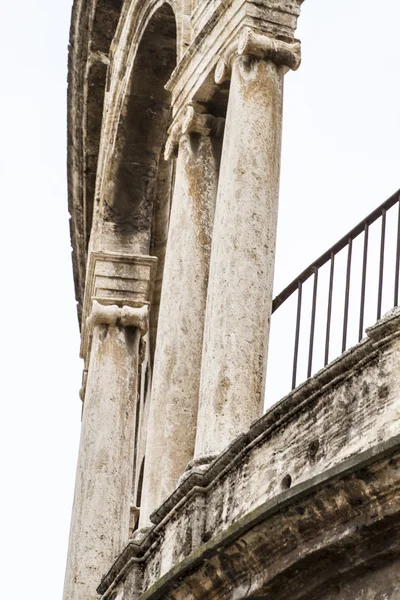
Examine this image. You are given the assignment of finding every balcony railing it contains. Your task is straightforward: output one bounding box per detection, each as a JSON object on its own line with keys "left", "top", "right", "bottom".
{"left": 271, "top": 189, "right": 400, "bottom": 394}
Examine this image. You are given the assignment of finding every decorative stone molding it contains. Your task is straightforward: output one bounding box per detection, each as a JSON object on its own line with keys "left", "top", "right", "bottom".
{"left": 181, "top": 105, "right": 225, "bottom": 137}
{"left": 215, "top": 27, "right": 301, "bottom": 84}
{"left": 80, "top": 252, "right": 157, "bottom": 363}
{"left": 83, "top": 252, "right": 157, "bottom": 312}
{"left": 177, "top": 453, "right": 219, "bottom": 486}
{"left": 164, "top": 104, "right": 225, "bottom": 160}
{"left": 238, "top": 27, "right": 301, "bottom": 69}
{"left": 214, "top": 40, "right": 239, "bottom": 85}
{"left": 79, "top": 302, "right": 149, "bottom": 400}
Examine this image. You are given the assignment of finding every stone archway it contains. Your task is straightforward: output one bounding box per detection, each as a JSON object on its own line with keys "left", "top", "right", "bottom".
{"left": 101, "top": 2, "right": 177, "bottom": 358}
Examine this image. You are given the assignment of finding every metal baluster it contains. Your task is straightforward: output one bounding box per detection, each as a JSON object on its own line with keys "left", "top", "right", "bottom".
{"left": 394, "top": 198, "right": 400, "bottom": 307}
{"left": 342, "top": 239, "right": 352, "bottom": 353}
{"left": 377, "top": 208, "right": 386, "bottom": 320}
{"left": 325, "top": 254, "right": 335, "bottom": 366}
{"left": 307, "top": 268, "right": 318, "bottom": 378}
{"left": 292, "top": 281, "right": 302, "bottom": 390}
{"left": 359, "top": 223, "right": 369, "bottom": 341}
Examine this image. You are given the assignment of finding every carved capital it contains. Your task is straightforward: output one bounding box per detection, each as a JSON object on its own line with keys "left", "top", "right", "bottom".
{"left": 164, "top": 118, "right": 183, "bottom": 161}
{"left": 79, "top": 369, "right": 88, "bottom": 402}
{"left": 215, "top": 40, "right": 239, "bottom": 85}
{"left": 165, "top": 104, "right": 224, "bottom": 160}
{"left": 215, "top": 28, "right": 301, "bottom": 84}
{"left": 80, "top": 252, "right": 157, "bottom": 361}
{"left": 182, "top": 105, "right": 225, "bottom": 138}
{"left": 238, "top": 27, "right": 301, "bottom": 71}
{"left": 87, "top": 300, "right": 149, "bottom": 334}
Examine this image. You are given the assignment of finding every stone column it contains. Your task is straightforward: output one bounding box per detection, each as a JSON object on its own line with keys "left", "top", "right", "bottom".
{"left": 63, "top": 254, "right": 157, "bottom": 600}
{"left": 140, "top": 105, "right": 223, "bottom": 525}
{"left": 195, "top": 29, "right": 301, "bottom": 458}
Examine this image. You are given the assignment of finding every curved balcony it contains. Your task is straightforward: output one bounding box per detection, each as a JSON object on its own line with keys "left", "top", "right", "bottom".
{"left": 98, "top": 190, "right": 400, "bottom": 600}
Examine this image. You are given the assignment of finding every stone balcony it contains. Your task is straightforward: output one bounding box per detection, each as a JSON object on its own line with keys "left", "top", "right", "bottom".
{"left": 97, "top": 308, "right": 400, "bottom": 600}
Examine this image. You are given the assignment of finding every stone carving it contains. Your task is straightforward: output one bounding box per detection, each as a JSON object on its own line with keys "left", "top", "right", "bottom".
{"left": 79, "top": 253, "right": 157, "bottom": 364}
{"left": 86, "top": 300, "right": 149, "bottom": 334}
{"left": 165, "top": 104, "right": 224, "bottom": 160}
{"left": 238, "top": 27, "right": 301, "bottom": 70}
{"left": 181, "top": 105, "right": 225, "bottom": 138}
{"left": 215, "top": 27, "right": 301, "bottom": 84}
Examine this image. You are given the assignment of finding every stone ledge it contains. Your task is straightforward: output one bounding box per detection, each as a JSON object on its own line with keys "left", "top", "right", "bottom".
{"left": 99, "top": 433, "right": 400, "bottom": 598}
{"left": 139, "top": 435, "right": 400, "bottom": 600}
{"left": 149, "top": 308, "right": 400, "bottom": 527}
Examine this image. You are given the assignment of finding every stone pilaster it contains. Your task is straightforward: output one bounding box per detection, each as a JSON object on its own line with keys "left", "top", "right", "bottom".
{"left": 63, "top": 253, "right": 156, "bottom": 600}
{"left": 139, "top": 104, "right": 224, "bottom": 525}
{"left": 195, "top": 28, "right": 301, "bottom": 458}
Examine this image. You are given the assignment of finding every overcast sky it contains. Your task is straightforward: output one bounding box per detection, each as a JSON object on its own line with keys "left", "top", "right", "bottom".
{"left": 0, "top": 1, "right": 399, "bottom": 599}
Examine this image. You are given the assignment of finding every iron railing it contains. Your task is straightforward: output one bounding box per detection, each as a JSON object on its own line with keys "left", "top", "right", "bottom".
{"left": 272, "top": 189, "right": 400, "bottom": 391}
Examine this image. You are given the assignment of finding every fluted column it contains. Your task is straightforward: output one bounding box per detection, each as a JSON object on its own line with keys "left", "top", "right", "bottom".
{"left": 63, "top": 254, "right": 157, "bottom": 600}
{"left": 140, "top": 105, "right": 223, "bottom": 524}
{"left": 195, "top": 29, "right": 301, "bottom": 458}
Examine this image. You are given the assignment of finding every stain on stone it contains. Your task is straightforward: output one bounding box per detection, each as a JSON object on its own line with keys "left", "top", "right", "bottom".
{"left": 378, "top": 385, "right": 389, "bottom": 400}
{"left": 362, "top": 381, "right": 370, "bottom": 398}
{"left": 308, "top": 439, "right": 320, "bottom": 461}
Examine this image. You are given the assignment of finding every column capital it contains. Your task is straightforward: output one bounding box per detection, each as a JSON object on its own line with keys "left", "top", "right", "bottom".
{"left": 80, "top": 252, "right": 157, "bottom": 361}
{"left": 215, "top": 27, "right": 301, "bottom": 84}
{"left": 87, "top": 300, "right": 149, "bottom": 333}
{"left": 165, "top": 104, "right": 224, "bottom": 160}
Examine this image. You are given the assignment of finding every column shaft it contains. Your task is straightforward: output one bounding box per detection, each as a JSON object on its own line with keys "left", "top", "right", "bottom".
{"left": 140, "top": 133, "right": 220, "bottom": 524}
{"left": 195, "top": 56, "right": 284, "bottom": 457}
{"left": 63, "top": 324, "right": 140, "bottom": 600}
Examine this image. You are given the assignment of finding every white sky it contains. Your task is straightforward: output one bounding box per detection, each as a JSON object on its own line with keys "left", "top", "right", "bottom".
{"left": 0, "top": 1, "right": 399, "bottom": 599}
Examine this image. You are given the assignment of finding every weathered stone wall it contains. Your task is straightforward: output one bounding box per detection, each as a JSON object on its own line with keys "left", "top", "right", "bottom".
{"left": 319, "top": 563, "right": 400, "bottom": 600}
